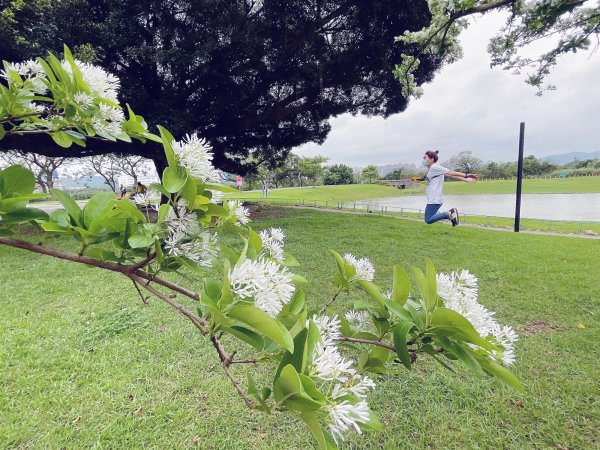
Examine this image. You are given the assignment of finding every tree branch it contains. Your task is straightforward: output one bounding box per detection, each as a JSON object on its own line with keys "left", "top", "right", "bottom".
{"left": 210, "top": 335, "right": 255, "bottom": 409}
{"left": 0, "top": 237, "right": 199, "bottom": 301}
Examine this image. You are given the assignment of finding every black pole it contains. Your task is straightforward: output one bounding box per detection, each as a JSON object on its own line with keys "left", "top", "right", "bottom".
{"left": 514, "top": 122, "right": 525, "bottom": 232}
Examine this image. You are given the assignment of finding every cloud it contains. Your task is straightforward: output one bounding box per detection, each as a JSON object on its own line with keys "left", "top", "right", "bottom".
{"left": 295, "top": 11, "right": 600, "bottom": 167}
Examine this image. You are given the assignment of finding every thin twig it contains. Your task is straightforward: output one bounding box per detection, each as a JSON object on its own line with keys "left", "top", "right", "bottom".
{"left": 128, "top": 252, "right": 156, "bottom": 272}
{"left": 131, "top": 278, "right": 149, "bottom": 304}
{"left": 210, "top": 335, "right": 255, "bottom": 409}
{"left": 319, "top": 287, "right": 344, "bottom": 314}
{"left": 128, "top": 273, "right": 208, "bottom": 333}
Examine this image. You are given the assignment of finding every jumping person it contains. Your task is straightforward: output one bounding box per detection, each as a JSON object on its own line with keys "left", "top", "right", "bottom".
{"left": 420, "top": 150, "right": 478, "bottom": 226}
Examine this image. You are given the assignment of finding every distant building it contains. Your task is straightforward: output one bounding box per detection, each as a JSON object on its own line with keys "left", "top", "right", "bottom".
{"left": 118, "top": 173, "right": 159, "bottom": 188}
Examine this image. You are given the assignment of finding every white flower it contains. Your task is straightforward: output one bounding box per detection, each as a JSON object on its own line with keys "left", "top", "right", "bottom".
{"left": 328, "top": 400, "right": 370, "bottom": 444}
{"left": 229, "top": 258, "right": 295, "bottom": 317}
{"left": 209, "top": 189, "right": 224, "bottom": 204}
{"left": 312, "top": 343, "right": 355, "bottom": 383}
{"left": 310, "top": 314, "right": 341, "bottom": 347}
{"left": 343, "top": 253, "right": 375, "bottom": 281}
{"left": 61, "top": 59, "right": 120, "bottom": 102}
{"left": 437, "top": 270, "right": 518, "bottom": 366}
{"left": 1, "top": 60, "right": 44, "bottom": 79}
{"left": 260, "top": 227, "right": 285, "bottom": 262}
{"left": 166, "top": 201, "right": 202, "bottom": 238}
{"left": 344, "top": 310, "right": 371, "bottom": 331}
{"left": 73, "top": 91, "right": 94, "bottom": 108}
{"left": 133, "top": 190, "right": 161, "bottom": 209}
{"left": 228, "top": 200, "right": 250, "bottom": 225}
{"left": 331, "top": 373, "right": 376, "bottom": 400}
{"left": 172, "top": 133, "right": 220, "bottom": 183}
{"left": 165, "top": 231, "right": 219, "bottom": 267}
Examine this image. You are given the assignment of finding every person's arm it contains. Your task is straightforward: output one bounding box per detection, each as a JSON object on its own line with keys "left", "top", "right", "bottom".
{"left": 445, "top": 170, "right": 479, "bottom": 182}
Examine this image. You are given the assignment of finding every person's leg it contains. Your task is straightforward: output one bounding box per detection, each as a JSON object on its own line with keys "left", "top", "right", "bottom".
{"left": 424, "top": 204, "right": 450, "bottom": 224}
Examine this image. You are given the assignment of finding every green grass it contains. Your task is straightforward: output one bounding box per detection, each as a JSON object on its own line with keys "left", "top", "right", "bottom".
{"left": 1, "top": 209, "right": 599, "bottom": 449}
{"left": 444, "top": 176, "right": 600, "bottom": 194}
{"left": 227, "top": 176, "right": 600, "bottom": 202}
{"left": 227, "top": 183, "right": 407, "bottom": 202}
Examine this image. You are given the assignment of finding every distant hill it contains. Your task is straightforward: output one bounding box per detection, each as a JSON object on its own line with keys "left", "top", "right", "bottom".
{"left": 59, "top": 175, "right": 111, "bottom": 189}
{"left": 541, "top": 151, "right": 600, "bottom": 165}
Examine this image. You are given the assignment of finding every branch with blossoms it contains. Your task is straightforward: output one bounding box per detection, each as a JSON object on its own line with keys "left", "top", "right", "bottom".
{"left": 1, "top": 51, "right": 523, "bottom": 449}
{"left": 394, "top": 0, "right": 599, "bottom": 98}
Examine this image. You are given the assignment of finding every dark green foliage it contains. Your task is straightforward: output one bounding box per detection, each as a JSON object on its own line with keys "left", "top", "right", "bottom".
{"left": 323, "top": 164, "right": 354, "bottom": 185}
{"left": 0, "top": 0, "right": 440, "bottom": 173}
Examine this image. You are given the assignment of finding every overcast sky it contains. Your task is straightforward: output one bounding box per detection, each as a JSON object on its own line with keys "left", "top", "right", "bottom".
{"left": 295, "top": 12, "right": 600, "bottom": 168}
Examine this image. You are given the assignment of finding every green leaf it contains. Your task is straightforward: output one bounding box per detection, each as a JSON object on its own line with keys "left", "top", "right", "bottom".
{"left": 162, "top": 166, "right": 188, "bottom": 193}
{"left": 224, "top": 326, "right": 265, "bottom": 351}
{"left": 50, "top": 131, "right": 74, "bottom": 148}
{"left": 158, "top": 126, "right": 177, "bottom": 168}
{"left": 430, "top": 308, "right": 493, "bottom": 350}
{"left": 277, "top": 364, "right": 303, "bottom": 398}
{"left": 0, "top": 208, "right": 48, "bottom": 225}
{"left": 479, "top": 358, "right": 524, "bottom": 393}
{"left": 40, "top": 222, "right": 71, "bottom": 233}
{"left": 436, "top": 336, "right": 484, "bottom": 376}
{"left": 412, "top": 266, "right": 437, "bottom": 312}
{"left": 128, "top": 234, "right": 155, "bottom": 248}
{"left": 282, "top": 252, "right": 300, "bottom": 267}
{"left": 50, "top": 188, "right": 82, "bottom": 227}
{"left": 246, "top": 228, "right": 262, "bottom": 259}
{"left": 115, "top": 199, "right": 146, "bottom": 223}
{"left": 356, "top": 280, "right": 387, "bottom": 315}
{"left": 227, "top": 304, "right": 294, "bottom": 352}
{"left": 149, "top": 182, "right": 170, "bottom": 197}
{"left": 83, "top": 192, "right": 115, "bottom": 227}
{"left": 392, "top": 265, "right": 411, "bottom": 306}
{"left": 180, "top": 175, "right": 197, "bottom": 206}
{"left": 299, "top": 415, "right": 338, "bottom": 450}
{"left": 0, "top": 165, "right": 36, "bottom": 196}
{"left": 393, "top": 322, "right": 415, "bottom": 370}
{"left": 382, "top": 298, "right": 413, "bottom": 323}
{"left": 288, "top": 289, "right": 305, "bottom": 315}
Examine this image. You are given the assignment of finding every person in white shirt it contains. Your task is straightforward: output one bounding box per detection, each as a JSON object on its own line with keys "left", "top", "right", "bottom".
{"left": 421, "top": 150, "right": 478, "bottom": 226}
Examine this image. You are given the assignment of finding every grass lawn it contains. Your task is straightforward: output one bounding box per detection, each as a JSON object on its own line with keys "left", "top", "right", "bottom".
{"left": 227, "top": 175, "right": 600, "bottom": 202}
{"left": 1, "top": 208, "right": 599, "bottom": 449}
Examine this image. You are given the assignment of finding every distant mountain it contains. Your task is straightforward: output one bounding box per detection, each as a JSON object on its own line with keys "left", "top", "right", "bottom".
{"left": 59, "top": 175, "right": 111, "bottom": 189}
{"left": 541, "top": 151, "right": 600, "bottom": 165}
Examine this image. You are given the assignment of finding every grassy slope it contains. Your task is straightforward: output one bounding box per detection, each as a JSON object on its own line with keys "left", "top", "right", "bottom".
{"left": 227, "top": 176, "right": 600, "bottom": 202}
{"left": 1, "top": 209, "right": 599, "bottom": 449}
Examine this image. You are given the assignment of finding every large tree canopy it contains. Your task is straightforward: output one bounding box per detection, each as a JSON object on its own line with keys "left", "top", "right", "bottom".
{"left": 0, "top": 0, "right": 440, "bottom": 173}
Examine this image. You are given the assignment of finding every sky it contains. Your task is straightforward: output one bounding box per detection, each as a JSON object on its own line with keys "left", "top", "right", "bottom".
{"left": 295, "top": 11, "right": 600, "bottom": 168}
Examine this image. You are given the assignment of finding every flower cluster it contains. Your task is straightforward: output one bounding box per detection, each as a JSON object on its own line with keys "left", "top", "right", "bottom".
{"left": 344, "top": 310, "right": 371, "bottom": 331}
{"left": 229, "top": 258, "right": 295, "bottom": 317}
{"left": 308, "top": 315, "right": 376, "bottom": 444}
{"left": 61, "top": 59, "right": 120, "bottom": 102}
{"left": 310, "top": 314, "right": 342, "bottom": 347}
{"left": 260, "top": 227, "right": 285, "bottom": 262}
{"left": 436, "top": 270, "right": 518, "bottom": 366}
{"left": 172, "top": 134, "right": 220, "bottom": 183}
{"left": 1, "top": 60, "right": 47, "bottom": 94}
{"left": 163, "top": 201, "right": 219, "bottom": 267}
{"left": 343, "top": 253, "right": 375, "bottom": 281}
{"left": 133, "top": 190, "right": 161, "bottom": 210}
{"left": 228, "top": 200, "right": 250, "bottom": 225}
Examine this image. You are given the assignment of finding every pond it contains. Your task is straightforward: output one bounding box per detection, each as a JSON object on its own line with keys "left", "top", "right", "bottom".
{"left": 354, "top": 193, "right": 600, "bottom": 222}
